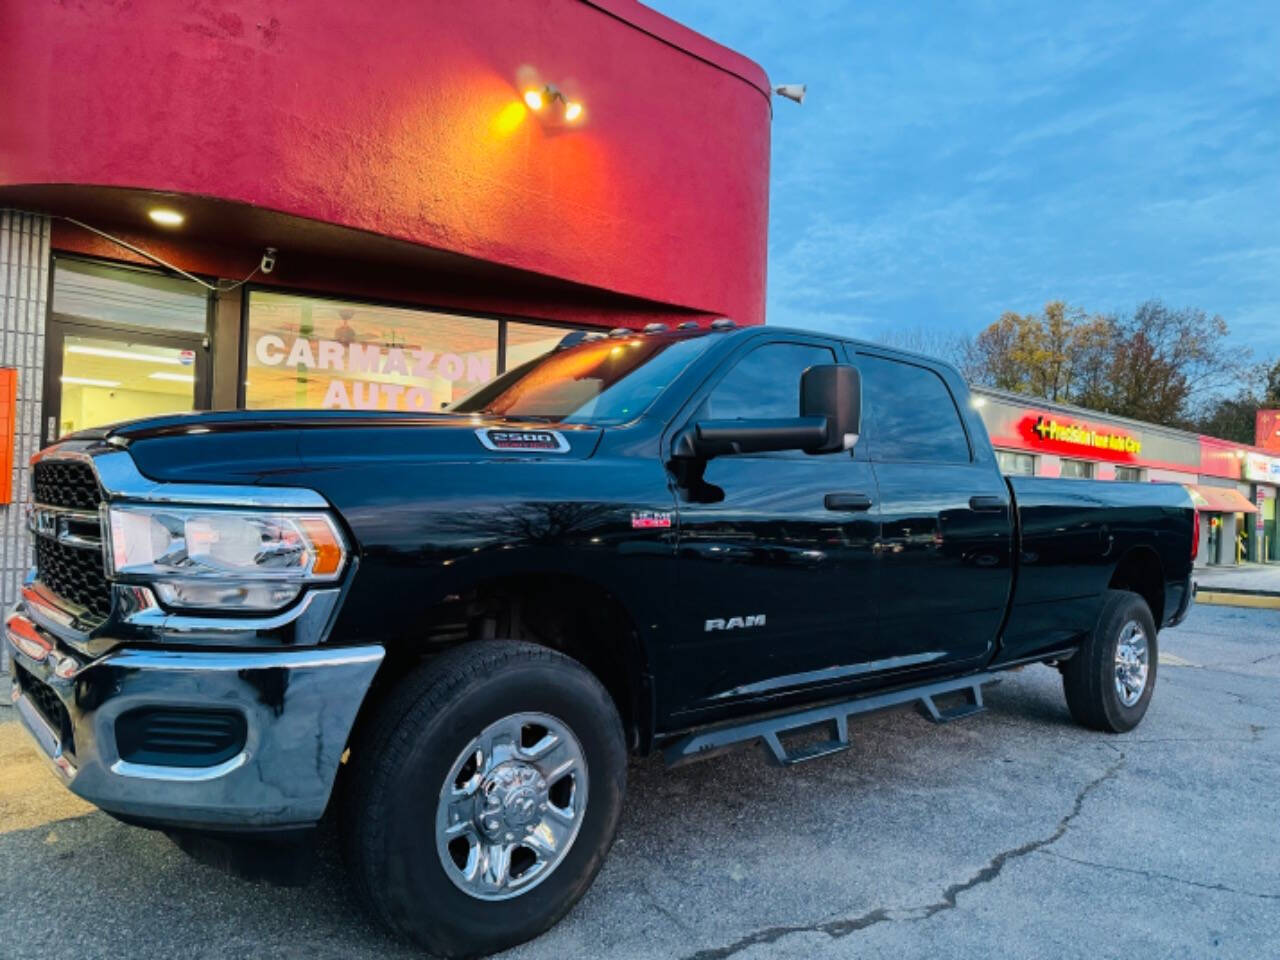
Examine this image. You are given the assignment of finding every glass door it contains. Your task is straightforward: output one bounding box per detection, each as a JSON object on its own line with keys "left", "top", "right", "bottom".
{"left": 43, "top": 258, "right": 211, "bottom": 444}
{"left": 45, "top": 325, "right": 209, "bottom": 440}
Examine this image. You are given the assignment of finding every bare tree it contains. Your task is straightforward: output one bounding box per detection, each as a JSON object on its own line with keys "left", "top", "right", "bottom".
{"left": 871, "top": 326, "right": 970, "bottom": 368}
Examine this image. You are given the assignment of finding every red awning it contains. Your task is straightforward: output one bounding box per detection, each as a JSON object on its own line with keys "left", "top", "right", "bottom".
{"left": 1184, "top": 484, "right": 1258, "bottom": 514}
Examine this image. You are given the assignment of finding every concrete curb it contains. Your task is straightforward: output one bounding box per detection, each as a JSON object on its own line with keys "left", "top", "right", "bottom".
{"left": 1194, "top": 589, "right": 1280, "bottom": 610}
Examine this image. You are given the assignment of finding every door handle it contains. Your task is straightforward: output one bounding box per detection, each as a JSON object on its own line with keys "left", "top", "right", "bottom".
{"left": 969, "top": 495, "right": 1007, "bottom": 513}
{"left": 825, "top": 492, "right": 873, "bottom": 512}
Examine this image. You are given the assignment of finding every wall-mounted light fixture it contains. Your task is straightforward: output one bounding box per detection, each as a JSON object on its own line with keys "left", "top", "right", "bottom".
{"left": 522, "top": 84, "right": 584, "bottom": 125}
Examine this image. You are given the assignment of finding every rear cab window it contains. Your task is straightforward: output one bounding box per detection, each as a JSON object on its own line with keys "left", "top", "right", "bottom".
{"left": 851, "top": 353, "right": 971, "bottom": 463}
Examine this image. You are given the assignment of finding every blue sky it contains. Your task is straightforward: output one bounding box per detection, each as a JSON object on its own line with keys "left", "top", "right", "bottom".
{"left": 646, "top": 1, "right": 1280, "bottom": 357}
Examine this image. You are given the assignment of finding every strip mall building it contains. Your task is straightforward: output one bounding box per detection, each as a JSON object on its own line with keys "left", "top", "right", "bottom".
{"left": 0, "top": 1, "right": 1274, "bottom": 613}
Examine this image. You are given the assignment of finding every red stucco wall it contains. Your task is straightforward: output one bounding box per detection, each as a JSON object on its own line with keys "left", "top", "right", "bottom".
{"left": 0, "top": 0, "right": 771, "bottom": 324}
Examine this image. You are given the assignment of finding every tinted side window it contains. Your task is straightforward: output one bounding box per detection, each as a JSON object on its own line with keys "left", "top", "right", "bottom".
{"left": 856, "top": 354, "right": 971, "bottom": 463}
{"left": 706, "top": 342, "right": 836, "bottom": 420}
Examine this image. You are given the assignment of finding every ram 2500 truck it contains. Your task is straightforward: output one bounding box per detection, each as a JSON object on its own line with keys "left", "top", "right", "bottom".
{"left": 8, "top": 324, "right": 1195, "bottom": 957}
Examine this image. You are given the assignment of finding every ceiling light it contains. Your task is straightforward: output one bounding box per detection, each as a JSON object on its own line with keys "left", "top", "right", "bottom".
{"left": 148, "top": 208, "right": 185, "bottom": 227}
{"left": 149, "top": 372, "right": 196, "bottom": 383}
{"left": 523, "top": 89, "right": 545, "bottom": 111}
{"left": 61, "top": 376, "right": 120, "bottom": 387}
{"left": 67, "top": 345, "right": 184, "bottom": 365}
{"left": 564, "top": 101, "right": 583, "bottom": 122}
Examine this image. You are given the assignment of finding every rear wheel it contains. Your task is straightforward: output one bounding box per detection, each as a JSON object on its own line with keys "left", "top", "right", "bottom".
{"left": 1062, "top": 589, "right": 1158, "bottom": 732}
{"left": 342, "top": 641, "right": 627, "bottom": 958}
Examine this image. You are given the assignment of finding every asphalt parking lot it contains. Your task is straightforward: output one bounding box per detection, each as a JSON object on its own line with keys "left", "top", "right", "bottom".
{"left": 2, "top": 602, "right": 1277, "bottom": 960}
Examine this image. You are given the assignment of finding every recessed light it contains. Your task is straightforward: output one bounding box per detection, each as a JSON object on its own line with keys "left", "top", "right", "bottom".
{"left": 67, "top": 345, "right": 184, "bottom": 364}
{"left": 149, "top": 208, "right": 185, "bottom": 227}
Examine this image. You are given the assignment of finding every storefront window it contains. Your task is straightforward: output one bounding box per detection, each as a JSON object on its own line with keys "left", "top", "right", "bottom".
{"left": 1114, "top": 466, "right": 1144, "bottom": 482}
{"left": 1059, "top": 458, "right": 1094, "bottom": 479}
{"left": 52, "top": 258, "right": 208, "bottom": 332}
{"left": 996, "top": 450, "right": 1035, "bottom": 475}
{"left": 507, "top": 321, "right": 574, "bottom": 369}
{"left": 244, "top": 291, "right": 501, "bottom": 411}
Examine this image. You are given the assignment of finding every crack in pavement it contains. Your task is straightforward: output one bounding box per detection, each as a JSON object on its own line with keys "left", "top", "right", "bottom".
{"left": 680, "top": 756, "right": 1126, "bottom": 960}
{"left": 1039, "top": 850, "right": 1280, "bottom": 901}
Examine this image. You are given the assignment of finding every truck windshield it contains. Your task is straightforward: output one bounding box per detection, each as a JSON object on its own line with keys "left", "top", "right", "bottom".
{"left": 451, "top": 334, "right": 713, "bottom": 425}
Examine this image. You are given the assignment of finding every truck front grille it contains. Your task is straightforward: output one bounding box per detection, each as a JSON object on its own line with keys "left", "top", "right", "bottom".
{"left": 34, "top": 527, "right": 112, "bottom": 622}
{"left": 33, "top": 459, "right": 103, "bottom": 510}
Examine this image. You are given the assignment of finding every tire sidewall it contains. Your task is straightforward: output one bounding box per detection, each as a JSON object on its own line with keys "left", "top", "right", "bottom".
{"left": 1097, "top": 592, "right": 1158, "bottom": 732}
{"left": 377, "top": 656, "right": 626, "bottom": 956}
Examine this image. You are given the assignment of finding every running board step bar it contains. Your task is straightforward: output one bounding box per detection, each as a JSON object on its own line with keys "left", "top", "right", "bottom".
{"left": 663, "top": 672, "right": 995, "bottom": 767}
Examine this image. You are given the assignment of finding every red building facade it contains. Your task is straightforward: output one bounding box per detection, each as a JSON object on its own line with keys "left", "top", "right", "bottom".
{"left": 0, "top": 0, "right": 773, "bottom": 604}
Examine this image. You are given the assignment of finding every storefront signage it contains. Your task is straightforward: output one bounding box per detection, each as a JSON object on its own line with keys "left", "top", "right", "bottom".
{"left": 1027, "top": 415, "right": 1142, "bottom": 457}
{"left": 253, "top": 335, "right": 493, "bottom": 410}
{"left": 1243, "top": 452, "right": 1280, "bottom": 485}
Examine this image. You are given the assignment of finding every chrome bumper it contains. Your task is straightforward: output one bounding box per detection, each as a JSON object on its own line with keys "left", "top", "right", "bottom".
{"left": 6, "top": 609, "right": 383, "bottom": 829}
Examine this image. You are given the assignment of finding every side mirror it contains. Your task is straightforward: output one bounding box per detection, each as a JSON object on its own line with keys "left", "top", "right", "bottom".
{"left": 670, "top": 363, "right": 861, "bottom": 460}
{"left": 800, "top": 364, "right": 861, "bottom": 453}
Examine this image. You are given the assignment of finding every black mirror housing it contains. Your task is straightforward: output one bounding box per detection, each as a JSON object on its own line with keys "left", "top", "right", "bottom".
{"left": 800, "top": 364, "right": 861, "bottom": 453}
{"left": 669, "top": 362, "right": 862, "bottom": 462}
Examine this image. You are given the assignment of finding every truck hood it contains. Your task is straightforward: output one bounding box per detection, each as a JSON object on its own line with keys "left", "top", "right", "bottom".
{"left": 91, "top": 409, "right": 604, "bottom": 487}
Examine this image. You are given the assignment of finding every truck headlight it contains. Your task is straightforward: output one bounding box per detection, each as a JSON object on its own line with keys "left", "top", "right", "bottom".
{"left": 105, "top": 505, "right": 347, "bottom": 611}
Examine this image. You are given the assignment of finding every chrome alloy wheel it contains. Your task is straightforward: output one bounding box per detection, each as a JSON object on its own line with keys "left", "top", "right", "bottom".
{"left": 1114, "top": 620, "right": 1150, "bottom": 707}
{"left": 435, "top": 711, "right": 588, "bottom": 901}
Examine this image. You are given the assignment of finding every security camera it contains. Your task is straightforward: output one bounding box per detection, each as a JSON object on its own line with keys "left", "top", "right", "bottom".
{"left": 774, "top": 84, "right": 806, "bottom": 104}
{"left": 260, "top": 247, "right": 278, "bottom": 274}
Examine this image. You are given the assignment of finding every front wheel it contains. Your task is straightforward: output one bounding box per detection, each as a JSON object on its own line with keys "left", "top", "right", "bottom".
{"left": 342, "top": 641, "right": 627, "bottom": 958}
{"left": 1061, "top": 589, "right": 1158, "bottom": 732}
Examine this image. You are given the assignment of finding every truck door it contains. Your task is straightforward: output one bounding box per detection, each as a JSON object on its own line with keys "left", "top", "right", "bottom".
{"left": 850, "top": 350, "right": 1013, "bottom": 671}
{"left": 662, "top": 337, "right": 881, "bottom": 719}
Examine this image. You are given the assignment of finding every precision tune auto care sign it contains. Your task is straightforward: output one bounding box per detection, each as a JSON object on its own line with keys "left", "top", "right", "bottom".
{"left": 253, "top": 334, "right": 493, "bottom": 411}
{"left": 1021, "top": 413, "right": 1143, "bottom": 461}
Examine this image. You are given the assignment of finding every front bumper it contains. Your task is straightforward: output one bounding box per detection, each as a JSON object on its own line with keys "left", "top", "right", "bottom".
{"left": 6, "top": 609, "right": 383, "bottom": 829}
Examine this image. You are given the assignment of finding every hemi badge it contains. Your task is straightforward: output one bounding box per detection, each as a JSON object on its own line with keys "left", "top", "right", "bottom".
{"left": 475, "top": 428, "right": 570, "bottom": 453}
{"left": 631, "top": 511, "right": 672, "bottom": 529}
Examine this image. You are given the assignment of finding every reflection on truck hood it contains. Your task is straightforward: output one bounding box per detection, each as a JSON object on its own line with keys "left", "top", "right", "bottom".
{"left": 95, "top": 410, "right": 603, "bottom": 487}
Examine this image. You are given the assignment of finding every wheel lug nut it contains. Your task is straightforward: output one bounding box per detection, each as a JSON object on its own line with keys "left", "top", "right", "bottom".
{"left": 505, "top": 832, "right": 514, "bottom": 841}
{"left": 539, "top": 803, "right": 547, "bottom": 811}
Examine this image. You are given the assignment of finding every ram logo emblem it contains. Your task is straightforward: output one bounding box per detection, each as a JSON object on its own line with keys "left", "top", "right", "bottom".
{"left": 705, "top": 615, "right": 766, "bottom": 632}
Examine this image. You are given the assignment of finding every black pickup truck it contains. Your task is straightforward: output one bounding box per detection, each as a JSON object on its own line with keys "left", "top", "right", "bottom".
{"left": 8, "top": 324, "right": 1194, "bottom": 957}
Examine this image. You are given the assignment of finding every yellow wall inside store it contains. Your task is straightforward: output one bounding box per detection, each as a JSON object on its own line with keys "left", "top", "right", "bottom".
{"left": 60, "top": 385, "right": 192, "bottom": 435}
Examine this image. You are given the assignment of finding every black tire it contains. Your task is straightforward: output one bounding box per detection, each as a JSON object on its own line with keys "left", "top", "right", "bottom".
{"left": 1062, "top": 589, "right": 1158, "bottom": 733}
{"left": 341, "top": 641, "right": 627, "bottom": 958}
